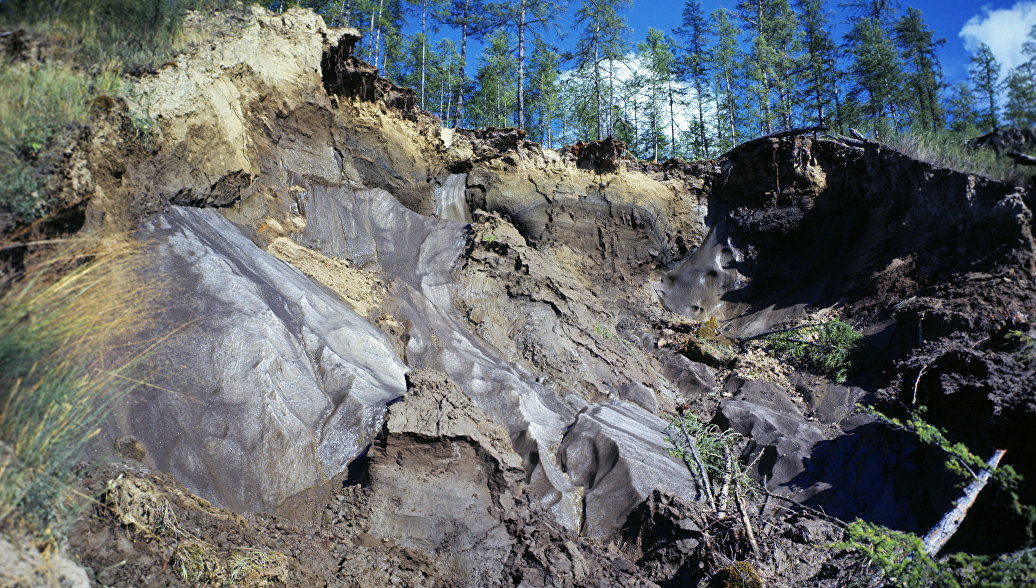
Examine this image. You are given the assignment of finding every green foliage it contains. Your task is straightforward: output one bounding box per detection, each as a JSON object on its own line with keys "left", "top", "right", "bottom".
{"left": 1004, "top": 330, "right": 1036, "bottom": 365}
{"left": 838, "top": 521, "right": 1036, "bottom": 587}
{"left": 714, "top": 560, "right": 763, "bottom": 588}
{"left": 762, "top": 320, "right": 860, "bottom": 382}
{"left": 881, "top": 127, "right": 1035, "bottom": 184}
{"left": 864, "top": 406, "right": 1036, "bottom": 543}
{"left": 948, "top": 548, "right": 1036, "bottom": 587}
{"left": 1, "top": 0, "right": 250, "bottom": 68}
{"left": 665, "top": 412, "right": 757, "bottom": 500}
{"left": 0, "top": 57, "right": 123, "bottom": 221}
{"left": 836, "top": 520, "right": 957, "bottom": 587}
{"left": 969, "top": 43, "right": 1002, "bottom": 132}
{"left": 682, "top": 316, "right": 737, "bottom": 367}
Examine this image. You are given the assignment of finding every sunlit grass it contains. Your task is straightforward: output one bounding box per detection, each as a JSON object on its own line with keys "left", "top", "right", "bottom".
{"left": 0, "top": 238, "right": 155, "bottom": 538}
{"left": 879, "top": 128, "right": 1036, "bottom": 185}
{"left": 0, "top": 56, "right": 123, "bottom": 220}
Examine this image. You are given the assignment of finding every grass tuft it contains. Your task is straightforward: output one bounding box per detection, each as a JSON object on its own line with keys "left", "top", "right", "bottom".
{"left": 877, "top": 128, "right": 1036, "bottom": 185}
{"left": 0, "top": 238, "right": 153, "bottom": 539}
{"left": 0, "top": 57, "right": 123, "bottom": 220}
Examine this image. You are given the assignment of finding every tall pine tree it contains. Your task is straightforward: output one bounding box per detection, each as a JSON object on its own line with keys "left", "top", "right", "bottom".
{"left": 969, "top": 43, "right": 1001, "bottom": 132}
{"left": 574, "top": 0, "right": 632, "bottom": 140}
{"left": 674, "top": 0, "right": 713, "bottom": 158}
{"left": 795, "top": 0, "right": 839, "bottom": 129}
{"left": 894, "top": 7, "right": 945, "bottom": 133}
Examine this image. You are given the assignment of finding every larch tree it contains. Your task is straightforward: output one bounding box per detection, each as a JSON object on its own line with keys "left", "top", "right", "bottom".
{"left": 527, "top": 39, "right": 562, "bottom": 145}
{"left": 491, "top": 0, "right": 566, "bottom": 131}
{"left": 944, "top": 81, "right": 978, "bottom": 134}
{"left": 470, "top": 29, "right": 518, "bottom": 128}
{"left": 795, "top": 0, "right": 839, "bottom": 129}
{"left": 407, "top": 0, "right": 449, "bottom": 109}
{"left": 673, "top": 0, "right": 713, "bottom": 158}
{"left": 969, "top": 42, "right": 1001, "bottom": 132}
{"left": 444, "top": 0, "right": 492, "bottom": 127}
{"left": 894, "top": 7, "right": 945, "bottom": 133}
{"left": 848, "top": 17, "right": 903, "bottom": 134}
{"left": 1005, "top": 25, "right": 1036, "bottom": 128}
{"left": 638, "top": 28, "right": 681, "bottom": 160}
{"left": 711, "top": 7, "right": 743, "bottom": 151}
{"left": 574, "top": 0, "right": 632, "bottom": 140}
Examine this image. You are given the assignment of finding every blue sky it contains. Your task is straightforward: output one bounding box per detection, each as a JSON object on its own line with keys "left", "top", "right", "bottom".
{"left": 447, "top": 0, "right": 1036, "bottom": 85}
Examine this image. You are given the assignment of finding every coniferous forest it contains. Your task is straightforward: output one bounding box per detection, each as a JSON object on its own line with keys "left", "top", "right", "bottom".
{"left": 261, "top": 0, "right": 1035, "bottom": 161}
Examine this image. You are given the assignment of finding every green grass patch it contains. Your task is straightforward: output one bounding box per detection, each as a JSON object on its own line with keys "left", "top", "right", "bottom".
{"left": 878, "top": 128, "right": 1036, "bottom": 185}
{"left": 1004, "top": 330, "right": 1036, "bottom": 365}
{"left": 0, "top": 56, "right": 123, "bottom": 220}
{"left": 761, "top": 320, "right": 861, "bottom": 383}
{"left": 837, "top": 520, "right": 956, "bottom": 587}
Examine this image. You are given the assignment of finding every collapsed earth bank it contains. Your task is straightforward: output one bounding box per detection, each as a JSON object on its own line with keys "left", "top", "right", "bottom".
{"left": 13, "top": 5, "right": 1033, "bottom": 586}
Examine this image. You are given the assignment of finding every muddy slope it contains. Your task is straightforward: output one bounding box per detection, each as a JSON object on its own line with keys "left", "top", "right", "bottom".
{"left": 43, "top": 5, "right": 1036, "bottom": 586}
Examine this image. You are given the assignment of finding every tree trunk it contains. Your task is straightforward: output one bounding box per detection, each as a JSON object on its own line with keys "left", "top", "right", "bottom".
{"left": 594, "top": 22, "right": 602, "bottom": 140}
{"left": 420, "top": 1, "right": 427, "bottom": 109}
{"left": 668, "top": 81, "right": 676, "bottom": 159}
{"left": 517, "top": 0, "right": 526, "bottom": 130}
{"left": 725, "top": 70, "right": 735, "bottom": 143}
{"left": 695, "top": 78, "right": 707, "bottom": 158}
{"left": 922, "top": 449, "right": 1006, "bottom": 556}
{"left": 367, "top": 0, "right": 378, "bottom": 60}
{"left": 608, "top": 60, "right": 615, "bottom": 137}
{"left": 455, "top": 0, "right": 469, "bottom": 128}
{"left": 373, "top": 0, "right": 384, "bottom": 68}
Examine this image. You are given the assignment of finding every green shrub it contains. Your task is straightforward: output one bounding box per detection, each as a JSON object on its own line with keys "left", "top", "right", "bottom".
{"left": 836, "top": 520, "right": 957, "bottom": 587}
{"left": 1004, "top": 330, "right": 1036, "bottom": 365}
{"left": 762, "top": 320, "right": 860, "bottom": 382}
{"left": 949, "top": 548, "right": 1036, "bottom": 587}
{"left": 838, "top": 521, "right": 1036, "bottom": 588}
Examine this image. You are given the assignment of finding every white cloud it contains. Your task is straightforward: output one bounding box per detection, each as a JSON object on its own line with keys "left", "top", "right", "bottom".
{"left": 960, "top": 1, "right": 1036, "bottom": 72}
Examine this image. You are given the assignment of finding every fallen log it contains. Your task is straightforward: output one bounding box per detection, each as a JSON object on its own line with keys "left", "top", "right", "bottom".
{"left": 922, "top": 449, "right": 1007, "bottom": 556}
{"left": 679, "top": 417, "right": 717, "bottom": 511}
{"left": 1007, "top": 150, "right": 1036, "bottom": 166}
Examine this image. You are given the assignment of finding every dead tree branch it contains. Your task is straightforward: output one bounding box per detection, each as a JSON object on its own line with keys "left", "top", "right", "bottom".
{"left": 1007, "top": 150, "right": 1036, "bottom": 166}
{"left": 922, "top": 449, "right": 1007, "bottom": 556}
{"left": 679, "top": 417, "right": 717, "bottom": 511}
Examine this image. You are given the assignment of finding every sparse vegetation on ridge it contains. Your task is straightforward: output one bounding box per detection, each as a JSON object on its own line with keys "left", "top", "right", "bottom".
{"left": 0, "top": 0, "right": 252, "bottom": 223}
{"left": 876, "top": 128, "right": 1036, "bottom": 185}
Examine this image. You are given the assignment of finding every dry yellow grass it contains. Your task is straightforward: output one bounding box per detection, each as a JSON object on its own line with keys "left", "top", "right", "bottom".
{"left": 0, "top": 237, "right": 157, "bottom": 537}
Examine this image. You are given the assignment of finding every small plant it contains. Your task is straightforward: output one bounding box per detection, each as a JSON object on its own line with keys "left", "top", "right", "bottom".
{"left": 482, "top": 232, "right": 497, "bottom": 244}
{"left": 948, "top": 548, "right": 1036, "bottom": 586}
{"left": 1004, "top": 330, "right": 1036, "bottom": 365}
{"left": 681, "top": 316, "right": 737, "bottom": 367}
{"left": 125, "top": 86, "right": 158, "bottom": 149}
{"left": 761, "top": 320, "right": 861, "bottom": 382}
{"left": 836, "top": 520, "right": 956, "bottom": 587}
{"left": 594, "top": 323, "right": 617, "bottom": 340}
{"left": 173, "top": 540, "right": 288, "bottom": 585}
{"left": 174, "top": 541, "right": 224, "bottom": 584}
{"left": 665, "top": 413, "right": 758, "bottom": 506}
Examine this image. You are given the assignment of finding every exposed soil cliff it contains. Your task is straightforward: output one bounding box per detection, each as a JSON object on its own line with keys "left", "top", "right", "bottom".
{"left": 14, "top": 5, "right": 1033, "bottom": 586}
